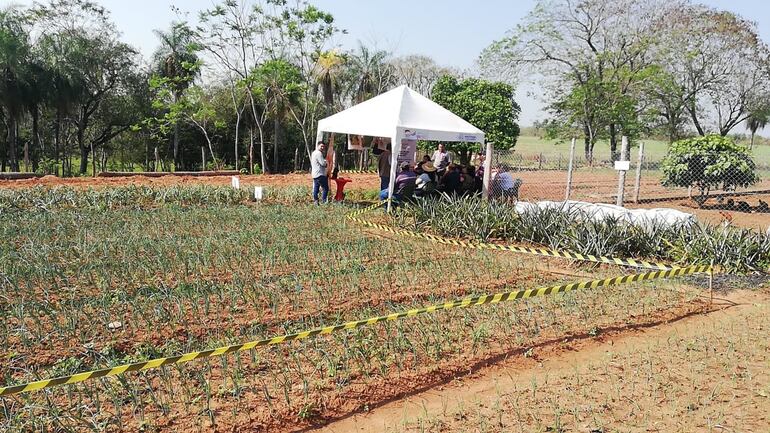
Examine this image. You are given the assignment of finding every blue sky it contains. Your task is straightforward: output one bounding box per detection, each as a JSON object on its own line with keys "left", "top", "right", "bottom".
{"left": 11, "top": 0, "right": 770, "bottom": 128}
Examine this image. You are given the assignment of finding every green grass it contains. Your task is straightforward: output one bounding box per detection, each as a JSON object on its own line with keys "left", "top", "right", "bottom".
{"left": 514, "top": 135, "right": 770, "bottom": 164}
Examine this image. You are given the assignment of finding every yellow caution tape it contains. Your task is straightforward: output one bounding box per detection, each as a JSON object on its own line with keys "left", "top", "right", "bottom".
{"left": 0, "top": 265, "right": 709, "bottom": 396}
{"left": 346, "top": 206, "right": 672, "bottom": 270}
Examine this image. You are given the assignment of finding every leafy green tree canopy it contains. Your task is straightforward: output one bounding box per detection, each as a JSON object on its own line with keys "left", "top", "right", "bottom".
{"left": 661, "top": 134, "right": 759, "bottom": 205}
{"left": 431, "top": 75, "right": 520, "bottom": 162}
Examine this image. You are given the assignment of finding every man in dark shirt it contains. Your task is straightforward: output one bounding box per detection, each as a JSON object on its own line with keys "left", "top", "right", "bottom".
{"left": 440, "top": 163, "right": 462, "bottom": 196}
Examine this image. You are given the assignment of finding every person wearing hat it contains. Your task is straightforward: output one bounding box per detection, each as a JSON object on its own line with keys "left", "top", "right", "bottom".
{"left": 416, "top": 161, "right": 438, "bottom": 196}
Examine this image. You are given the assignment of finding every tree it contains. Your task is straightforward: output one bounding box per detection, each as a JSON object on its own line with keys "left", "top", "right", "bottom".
{"left": 196, "top": 0, "right": 271, "bottom": 174}
{"left": 261, "top": 0, "right": 339, "bottom": 166}
{"left": 314, "top": 49, "right": 344, "bottom": 115}
{"left": 30, "top": 0, "right": 143, "bottom": 175}
{"left": 389, "top": 55, "right": 452, "bottom": 98}
{"left": 661, "top": 134, "right": 759, "bottom": 206}
{"left": 252, "top": 58, "right": 303, "bottom": 172}
{"left": 746, "top": 107, "right": 769, "bottom": 150}
{"left": 152, "top": 22, "right": 200, "bottom": 170}
{"left": 0, "top": 6, "right": 30, "bottom": 172}
{"left": 345, "top": 42, "right": 393, "bottom": 104}
{"left": 70, "top": 34, "right": 138, "bottom": 174}
{"left": 480, "top": 0, "right": 667, "bottom": 161}
{"left": 432, "top": 75, "right": 520, "bottom": 163}
{"left": 651, "top": 4, "right": 770, "bottom": 138}
{"left": 36, "top": 28, "right": 87, "bottom": 175}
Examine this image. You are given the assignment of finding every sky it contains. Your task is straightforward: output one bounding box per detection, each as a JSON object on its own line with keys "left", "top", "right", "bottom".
{"left": 10, "top": 0, "right": 770, "bottom": 128}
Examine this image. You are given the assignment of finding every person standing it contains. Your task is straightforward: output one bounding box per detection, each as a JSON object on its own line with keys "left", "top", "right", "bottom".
{"left": 311, "top": 141, "right": 329, "bottom": 205}
{"left": 431, "top": 143, "right": 451, "bottom": 175}
{"left": 377, "top": 141, "right": 392, "bottom": 191}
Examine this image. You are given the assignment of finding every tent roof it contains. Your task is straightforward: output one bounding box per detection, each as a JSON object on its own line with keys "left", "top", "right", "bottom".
{"left": 316, "top": 85, "right": 485, "bottom": 143}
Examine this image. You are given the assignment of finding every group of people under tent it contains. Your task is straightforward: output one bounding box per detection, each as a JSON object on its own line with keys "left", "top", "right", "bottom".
{"left": 309, "top": 140, "right": 523, "bottom": 205}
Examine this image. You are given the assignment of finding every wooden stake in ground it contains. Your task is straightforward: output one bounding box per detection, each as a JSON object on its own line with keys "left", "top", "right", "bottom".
{"left": 565, "top": 137, "right": 576, "bottom": 201}
{"left": 634, "top": 141, "right": 645, "bottom": 203}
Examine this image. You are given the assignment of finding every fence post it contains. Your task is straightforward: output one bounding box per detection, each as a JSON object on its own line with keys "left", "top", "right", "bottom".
{"left": 633, "top": 141, "right": 645, "bottom": 204}
{"left": 538, "top": 152, "right": 543, "bottom": 170}
{"left": 565, "top": 137, "right": 576, "bottom": 201}
{"left": 482, "top": 142, "right": 493, "bottom": 199}
{"left": 616, "top": 136, "right": 629, "bottom": 207}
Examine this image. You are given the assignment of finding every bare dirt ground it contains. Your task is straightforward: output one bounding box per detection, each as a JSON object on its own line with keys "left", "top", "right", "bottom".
{"left": 0, "top": 172, "right": 381, "bottom": 191}
{"left": 316, "top": 288, "right": 770, "bottom": 433}
{"left": 3, "top": 171, "right": 766, "bottom": 229}
{"left": 514, "top": 170, "right": 770, "bottom": 230}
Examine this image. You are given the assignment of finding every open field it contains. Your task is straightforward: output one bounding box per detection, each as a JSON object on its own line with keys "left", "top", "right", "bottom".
{"left": 514, "top": 135, "right": 770, "bottom": 163}
{"left": 326, "top": 288, "right": 770, "bottom": 433}
{"left": 2, "top": 184, "right": 763, "bottom": 432}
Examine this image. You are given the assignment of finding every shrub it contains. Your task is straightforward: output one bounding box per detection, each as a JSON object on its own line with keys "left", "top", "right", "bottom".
{"left": 661, "top": 134, "right": 759, "bottom": 206}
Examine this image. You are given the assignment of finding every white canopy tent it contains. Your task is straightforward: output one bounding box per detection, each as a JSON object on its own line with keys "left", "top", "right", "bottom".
{"left": 315, "top": 85, "right": 485, "bottom": 209}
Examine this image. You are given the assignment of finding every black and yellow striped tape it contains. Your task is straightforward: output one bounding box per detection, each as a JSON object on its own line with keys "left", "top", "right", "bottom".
{"left": 0, "top": 265, "right": 709, "bottom": 397}
{"left": 340, "top": 169, "right": 378, "bottom": 174}
{"left": 346, "top": 213, "right": 673, "bottom": 271}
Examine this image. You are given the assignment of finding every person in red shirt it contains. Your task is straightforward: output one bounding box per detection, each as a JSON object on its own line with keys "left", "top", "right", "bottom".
{"left": 331, "top": 166, "right": 352, "bottom": 202}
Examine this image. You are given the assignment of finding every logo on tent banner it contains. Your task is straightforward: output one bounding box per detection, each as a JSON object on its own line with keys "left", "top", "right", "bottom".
{"left": 458, "top": 134, "right": 478, "bottom": 141}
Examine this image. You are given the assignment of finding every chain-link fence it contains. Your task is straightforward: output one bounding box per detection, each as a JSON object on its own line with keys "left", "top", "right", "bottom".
{"left": 488, "top": 140, "right": 770, "bottom": 213}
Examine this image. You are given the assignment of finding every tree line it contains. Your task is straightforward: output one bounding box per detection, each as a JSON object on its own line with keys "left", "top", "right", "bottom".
{"left": 3, "top": 0, "right": 767, "bottom": 175}
{"left": 0, "top": 0, "right": 481, "bottom": 175}
{"left": 481, "top": 0, "right": 770, "bottom": 161}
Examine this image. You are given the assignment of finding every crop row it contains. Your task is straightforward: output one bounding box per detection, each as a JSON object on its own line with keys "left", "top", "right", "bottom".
{"left": 393, "top": 195, "right": 770, "bottom": 273}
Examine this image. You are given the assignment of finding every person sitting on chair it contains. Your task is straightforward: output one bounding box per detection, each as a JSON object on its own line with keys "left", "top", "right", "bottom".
{"left": 380, "top": 162, "right": 417, "bottom": 204}
{"left": 416, "top": 161, "right": 438, "bottom": 197}
{"left": 440, "top": 163, "right": 462, "bottom": 196}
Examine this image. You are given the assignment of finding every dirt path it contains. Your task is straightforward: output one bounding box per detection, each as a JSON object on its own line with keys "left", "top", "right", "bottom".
{"left": 314, "top": 289, "right": 770, "bottom": 433}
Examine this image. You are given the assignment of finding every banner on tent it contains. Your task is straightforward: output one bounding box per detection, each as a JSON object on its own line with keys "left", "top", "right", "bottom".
{"left": 398, "top": 130, "right": 419, "bottom": 166}
{"left": 348, "top": 135, "right": 364, "bottom": 150}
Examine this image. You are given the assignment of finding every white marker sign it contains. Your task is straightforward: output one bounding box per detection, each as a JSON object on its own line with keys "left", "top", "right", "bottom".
{"left": 614, "top": 161, "right": 630, "bottom": 171}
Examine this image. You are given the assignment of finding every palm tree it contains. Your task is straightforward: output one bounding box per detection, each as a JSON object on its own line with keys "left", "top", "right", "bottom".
{"left": 38, "top": 32, "right": 87, "bottom": 176}
{"left": 346, "top": 43, "right": 393, "bottom": 104}
{"left": 314, "top": 50, "right": 345, "bottom": 115}
{"left": 746, "top": 108, "right": 769, "bottom": 150}
{"left": 0, "top": 7, "right": 30, "bottom": 172}
{"left": 253, "top": 58, "right": 303, "bottom": 173}
{"left": 344, "top": 43, "right": 393, "bottom": 169}
{"left": 152, "top": 22, "right": 200, "bottom": 170}
{"left": 21, "top": 60, "right": 50, "bottom": 172}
